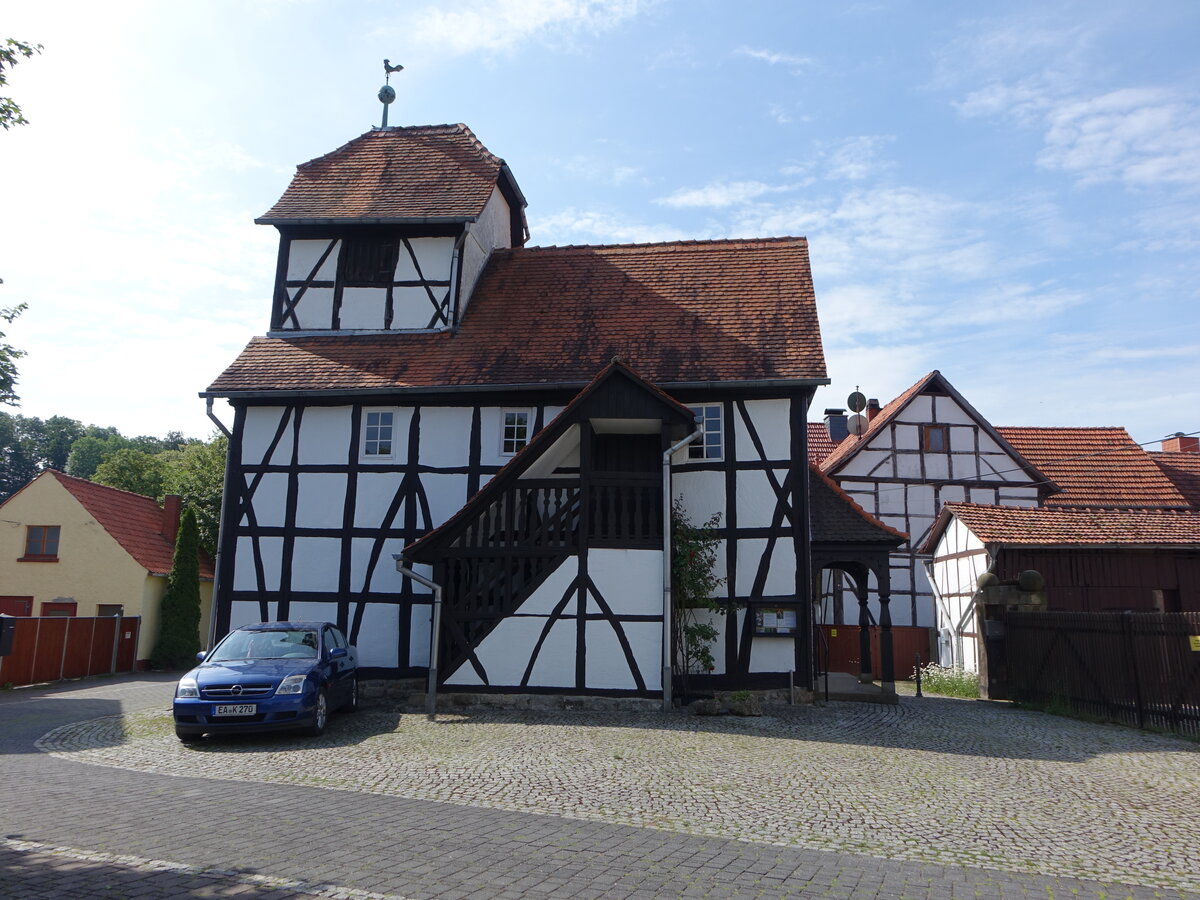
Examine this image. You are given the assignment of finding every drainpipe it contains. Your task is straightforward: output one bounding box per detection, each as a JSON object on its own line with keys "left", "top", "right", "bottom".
{"left": 662, "top": 426, "right": 704, "bottom": 712}
{"left": 394, "top": 557, "right": 443, "bottom": 719}
{"left": 205, "top": 398, "right": 233, "bottom": 651}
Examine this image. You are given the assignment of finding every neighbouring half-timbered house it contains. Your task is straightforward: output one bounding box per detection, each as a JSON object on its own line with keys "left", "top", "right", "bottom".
{"left": 811, "top": 372, "right": 1048, "bottom": 652}
{"left": 203, "top": 123, "right": 901, "bottom": 697}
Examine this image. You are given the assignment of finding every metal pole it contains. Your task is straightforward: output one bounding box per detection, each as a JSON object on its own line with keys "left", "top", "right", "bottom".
{"left": 914, "top": 652, "right": 923, "bottom": 698}
{"left": 394, "top": 558, "right": 443, "bottom": 719}
{"left": 662, "top": 427, "right": 704, "bottom": 712}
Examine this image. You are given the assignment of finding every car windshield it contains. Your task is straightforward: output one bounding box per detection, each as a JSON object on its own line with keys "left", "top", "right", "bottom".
{"left": 209, "top": 629, "right": 318, "bottom": 661}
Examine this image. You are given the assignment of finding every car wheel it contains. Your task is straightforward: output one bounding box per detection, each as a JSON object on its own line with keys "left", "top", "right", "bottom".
{"left": 344, "top": 677, "right": 359, "bottom": 713}
{"left": 176, "top": 728, "right": 203, "bottom": 744}
{"left": 304, "top": 688, "right": 329, "bottom": 736}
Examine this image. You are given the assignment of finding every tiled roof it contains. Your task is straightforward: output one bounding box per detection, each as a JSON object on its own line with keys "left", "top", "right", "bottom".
{"left": 996, "top": 427, "right": 1188, "bottom": 509}
{"left": 207, "top": 238, "right": 827, "bottom": 393}
{"left": 46, "top": 471, "right": 214, "bottom": 578}
{"left": 1153, "top": 451, "right": 1200, "bottom": 508}
{"left": 810, "top": 466, "right": 907, "bottom": 546}
{"left": 807, "top": 423, "right": 836, "bottom": 464}
{"left": 257, "top": 125, "right": 511, "bottom": 222}
{"left": 927, "top": 502, "right": 1200, "bottom": 551}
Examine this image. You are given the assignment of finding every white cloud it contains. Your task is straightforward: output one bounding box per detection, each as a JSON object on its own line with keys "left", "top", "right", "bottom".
{"left": 557, "top": 155, "right": 645, "bottom": 186}
{"left": 406, "top": 0, "right": 645, "bottom": 55}
{"left": 735, "top": 46, "right": 814, "bottom": 71}
{"left": 823, "top": 135, "right": 894, "bottom": 181}
{"left": 532, "top": 208, "right": 697, "bottom": 245}
{"left": 655, "top": 180, "right": 785, "bottom": 208}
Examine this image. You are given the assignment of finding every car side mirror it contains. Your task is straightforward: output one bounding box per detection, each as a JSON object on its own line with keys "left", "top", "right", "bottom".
{"left": 196, "top": 651, "right": 207, "bottom": 663}
{"left": 329, "top": 647, "right": 348, "bottom": 659}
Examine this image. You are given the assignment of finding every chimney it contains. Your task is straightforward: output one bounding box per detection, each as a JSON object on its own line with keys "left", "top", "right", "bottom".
{"left": 1163, "top": 432, "right": 1199, "bottom": 453}
{"left": 162, "top": 495, "right": 182, "bottom": 543}
{"left": 866, "top": 398, "right": 881, "bottom": 421}
{"left": 824, "top": 408, "right": 849, "bottom": 444}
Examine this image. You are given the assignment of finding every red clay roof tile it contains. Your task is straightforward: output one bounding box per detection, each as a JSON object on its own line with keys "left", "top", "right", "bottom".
{"left": 258, "top": 125, "right": 509, "bottom": 222}
{"left": 46, "top": 471, "right": 214, "bottom": 578}
{"left": 807, "top": 423, "right": 836, "bottom": 464}
{"left": 996, "top": 427, "right": 1187, "bottom": 509}
{"left": 207, "top": 238, "right": 827, "bottom": 393}
{"left": 931, "top": 502, "right": 1200, "bottom": 549}
{"left": 1152, "top": 450, "right": 1200, "bottom": 509}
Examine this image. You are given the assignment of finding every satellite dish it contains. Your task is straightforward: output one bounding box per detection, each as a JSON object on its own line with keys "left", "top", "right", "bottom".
{"left": 847, "top": 414, "right": 868, "bottom": 435}
{"left": 847, "top": 391, "right": 867, "bottom": 413}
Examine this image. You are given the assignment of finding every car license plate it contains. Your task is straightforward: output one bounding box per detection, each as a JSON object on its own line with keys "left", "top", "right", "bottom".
{"left": 213, "top": 704, "right": 256, "bottom": 716}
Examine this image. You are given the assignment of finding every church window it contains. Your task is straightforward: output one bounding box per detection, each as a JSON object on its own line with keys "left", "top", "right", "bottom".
{"left": 688, "top": 404, "right": 723, "bottom": 460}
{"left": 501, "top": 409, "right": 532, "bottom": 456}
{"left": 363, "top": 410, "right": 394, "bottom": 458}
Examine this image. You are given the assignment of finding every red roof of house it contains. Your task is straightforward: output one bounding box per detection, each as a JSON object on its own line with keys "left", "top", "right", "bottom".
{"left": 995, "top": 427, "right": 1188, "bottom": 509}
{"left": 807, "top": 423, "right": 836, "bottom": 464}
{"left": 257, "top": 125, "right": 515, "bottom": 223}
{"left": 1152, "top": 451, "right": 1200, "bottom": 509}
{"left": 45, "top": 471, "right": 214, "bottom": 578}
{"left": 926, "top": 502, "right": 1200, "bottom": 551}
{"left": 206, "top": 238, "right": 827, "bottom": 394}
{"left": 810, "top": 465, "right": 908, "bottom": 545}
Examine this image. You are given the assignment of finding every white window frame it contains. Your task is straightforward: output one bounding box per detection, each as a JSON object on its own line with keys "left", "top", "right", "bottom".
{"left": 688, "top": 404, "right": 724, "bottom": 461}
{"left": 500, "top": 408, "right": 534, "bottom": 457}
{"left": 362, "top": 408, "right": 396, "bottom": 460}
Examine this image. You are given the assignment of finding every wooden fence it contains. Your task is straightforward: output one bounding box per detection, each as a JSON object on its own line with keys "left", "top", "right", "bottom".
{"left": 1006, "top": 610, "right": 1200, "bottom": 738}
{"left": 0, "top": 616, "right": 141, "bottom": 687}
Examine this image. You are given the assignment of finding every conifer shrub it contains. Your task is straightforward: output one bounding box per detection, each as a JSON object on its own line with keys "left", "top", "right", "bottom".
{"left": 152, "top": 507, "right": 202, "bottom": 669}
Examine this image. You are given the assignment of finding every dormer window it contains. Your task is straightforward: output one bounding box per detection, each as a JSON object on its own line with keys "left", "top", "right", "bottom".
{"left": 342, "top": 238, "right": 399, "bottom": 286}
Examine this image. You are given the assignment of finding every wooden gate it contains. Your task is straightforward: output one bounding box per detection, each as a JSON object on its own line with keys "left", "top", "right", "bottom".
{"left": 0, "top": 616, "right": 141, "bottom": 687}
{"left": 1006, "top": 611, "right": 1200, "bottom": 738}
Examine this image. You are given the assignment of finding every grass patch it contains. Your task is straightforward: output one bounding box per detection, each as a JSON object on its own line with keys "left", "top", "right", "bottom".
{"left": 916, "top": 663, "right": 979, "bottom": 699}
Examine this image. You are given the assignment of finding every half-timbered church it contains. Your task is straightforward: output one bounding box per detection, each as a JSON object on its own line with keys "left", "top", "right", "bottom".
{"left": 204, "top": 121, "right": 904, "bottom": 699}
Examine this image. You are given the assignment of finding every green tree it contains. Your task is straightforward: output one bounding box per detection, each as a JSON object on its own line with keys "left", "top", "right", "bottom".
{"left": 66, "top": 433, "right": 131, "bottom": 478}
{"left": 152, "top": 507, "right": 202, "bottom": 669}
{"left": 0, "top": 303, "right": 26, "bottom": 405}
{"left": 93, "top": 447, "right": 169, "bottom": 498}
{"left": 1, "top": 38, "right": 42, "bottom": 130}
{"left": 161, "top": 434, "right": 227, "bottom": 556}
{"left": 0, "top": 411, "right": 37, "bottom": 498}
{"left": 671, "top": 501, "right": 726, "bottom": 695}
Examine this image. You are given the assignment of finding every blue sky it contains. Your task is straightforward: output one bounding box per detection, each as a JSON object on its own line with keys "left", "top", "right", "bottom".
{"left": 2, "top": 1, "right": 1198, "bottom": 447}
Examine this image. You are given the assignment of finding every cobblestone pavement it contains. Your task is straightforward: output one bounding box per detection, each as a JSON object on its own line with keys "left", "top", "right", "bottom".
{"left": 3, "top": 675, "right": 1198, "bottom": 899}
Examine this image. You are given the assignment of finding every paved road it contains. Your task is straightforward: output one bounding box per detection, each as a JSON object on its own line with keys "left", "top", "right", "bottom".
{"left": 0, "top": 675, "right": 1195, "bottom": 899}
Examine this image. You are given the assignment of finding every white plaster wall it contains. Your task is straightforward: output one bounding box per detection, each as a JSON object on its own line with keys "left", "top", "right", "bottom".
{"left": 905, "top": 396, "right": 933, "bottom": 420}
{"left": 349, "top": 538, "right": 411, "bottom": 593}
{"left": 895, "top": 455, "right": 921, "bottom": 478}
{"left": 447, "top": 617, "right": 575, "bottom": 688}
{"left": 458, "top": 188, "right": 512, "bottom": 318}
{"left": 391, "top": 286, "right": 438, "bottom": 328}
{"left": 354, "top": 472, "right": 406, "bottom": 528}
{"left": 687, "top": 608, "right": 730, "bottom": 674}
{"left": 515, "top": 557, "right": 577, "bottom": 615}
{"left": 673, "top": 470, "right": 725, "bottom": 525}
{"left": 242, "top": 408, "right": 294, "bottom": 466}
{"left": 949, "top": 425, "right": 977, "bottom": 452}
{"left": 419, "top": 408, "right": 473, "bottom": 467}
{"left": 736, "top": 399, "right": 790, "bottom": 461}
{"left": 295, "top": 473, "right": 348, "bottom": 528}
{"left": 286, "top": 600, "right": 339, "bottom": 625}
{"left": 287, "top": 240, "right": 339, "bottom": 280}
{"left": 933, "top": 397, "right": 975, "bottom": 425}
{"left": 925, "top": 455, "right": 949, "bottom": 480}
{"left": 749, "top": 636, "right": 795, "bottom": 673}
{"left": 838, "top": 449, "right": 890, "bottom": 478}
{"left": 355, "top": 602, "right": 401, "bottom": 668}
{"left": 291, "top": 538, "right": 342, "bottom": 592}
{"left": 293, "top": 288, "right": 335, "bottom": 330}
{"left": 586, "top": 620, "right": 661, "bottom": 690}
{"left": 409, "top": 602, "right": 432, "bottom": 666}
{"left": 895, "top": 425, "right": 920, "bottom": 451}
{"left": 421, "top": 472, "right": 470, "bottom": 529}
{"left": 228, "top": 600, "right": 279, "bottom": 632}
{"left": 233, "top": 536, "right": 283, "bottom": 591}
{"left": 298, "top": 407, "right": 353, "bottom": 465}
{"left": 736, "top": 469, "right": 786, "bottom": 529}
{"left": 395, "top": 236, "right": 455, "bottom": 282}
{"left": 242, "top": 473, "right": 288, "bottom": 527}
{"left": 339, "top": 288, "right": 388, "bottom": 329}
{"left": 587, "top": 550, "right": 662, "bottom": 615}
{"left": 735, "top": 539, "right": 796, "bottom": 597}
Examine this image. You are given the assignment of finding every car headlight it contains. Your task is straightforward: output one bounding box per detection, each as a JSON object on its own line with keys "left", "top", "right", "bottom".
{"left": 176, "top": 677, "right": 199, "bottom": 699}
{"left": 276, "top": 673, "right": 308, "bottom": 695}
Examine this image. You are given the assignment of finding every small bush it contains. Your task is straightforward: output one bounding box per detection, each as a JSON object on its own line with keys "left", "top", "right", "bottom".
{"left": 917, "top": 663, "right": 979, "bottom": 699}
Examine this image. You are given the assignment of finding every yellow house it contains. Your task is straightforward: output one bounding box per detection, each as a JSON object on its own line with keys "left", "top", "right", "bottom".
{"left": 0, "top": 470, "right": 214, "bottom": 665}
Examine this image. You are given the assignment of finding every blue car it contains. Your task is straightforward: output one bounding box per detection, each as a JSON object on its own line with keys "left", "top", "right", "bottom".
{"left": 173, "top": 621, "right": 358, "bottom": 742}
